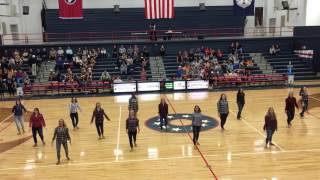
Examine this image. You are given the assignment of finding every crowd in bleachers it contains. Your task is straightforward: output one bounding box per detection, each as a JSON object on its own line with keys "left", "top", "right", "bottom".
{"left": 112, "top": 44, "right": 150, "bottom": 81}
{"left": 174, "top": 42, "right": 254, "bottom": 80}
{"left": 0, "top": 48, "right": 44, "bottom": 97}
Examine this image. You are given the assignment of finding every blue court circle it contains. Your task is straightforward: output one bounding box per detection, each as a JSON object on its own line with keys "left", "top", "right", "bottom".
{"left": 145, "top": 113, "right": 219, "bottom": 133}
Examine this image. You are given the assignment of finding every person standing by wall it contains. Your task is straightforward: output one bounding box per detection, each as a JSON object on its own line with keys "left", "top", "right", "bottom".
{"left": 126, "top": 110, "right": 140, "bottom": 152}
{"left": 263, "top": 107, "right": 278, "bottom": 148}
{"left": 192, "top": 105, "right": 203, "bottom": 146}
{"left": 158, "top": 98, "right": 168, "bottom": 131}
{"left": 52, "top": 119, "right": 71, "bottom": 165}
{"left": 29, "top": 108, "right": 46, "bottom": 147}
{"left": 128, "top": 93, "right": 139, "bottom": 116}
{"left": 285, "top": 92, "right": 299, "bottom": 127}
{"left": 90, "top": 102, "right": 111, "bottom": 140}
{"left": 69, "top": 97, "right": 82, "bottom": 130}
{"left": 236, "top": 88, "right": 245, "bottom": 120}
{"left": 217, "top": 94, "right": 229, "bottom": 130}
{"left": 299, "top": 87, "right": 309, "bottom": 118}
{"left": 12, "top": 98, "right": 27, "bottom": 135}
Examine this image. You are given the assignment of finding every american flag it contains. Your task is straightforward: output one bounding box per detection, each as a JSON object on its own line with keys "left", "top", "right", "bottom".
{"left": 144, "top": 0, "right": 174, "bottom": 19}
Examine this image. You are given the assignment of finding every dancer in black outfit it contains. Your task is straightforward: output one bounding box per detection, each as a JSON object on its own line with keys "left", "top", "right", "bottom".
{"left": 192, "top": 105, "right": 203, "bottom": 146}
{"left": 128, "top": 93, "right": 139, "bottom": 116}
{"left": 217, "top": 94, "right": 229, "bottom": 130}
{"left": 90, "top": 102, "right": 111, "bottom": 139}
{"left": 236, "top": 88, "right": 245, "bottom": 120}
{"left": 299, "top": 87, "right": 309, "bottom": 118}
{"left": 285, "top": 92, "right": 299, "bottom": 127}
{"left": 263, "top": 107, "right": 278, "bottom": 148}
{"left": 126, "top": 110, "right": 140, "bottom": 152}
{"left": 158, "top": 98, "right": 168, "bottom": 130}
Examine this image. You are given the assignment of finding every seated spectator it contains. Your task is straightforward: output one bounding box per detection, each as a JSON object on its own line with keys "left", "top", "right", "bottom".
{"left": 41, "top": 48, "right": 48, "bottom": 61}
{"left": 119, "top": 45, "right": 126, "bottom": 56}
{"left": 216, "top": 49, "right": 223, "bottom": 61}
{"left": 275, "top": 44, "right": 280, "bottom": 54}
{"left": 113, "top": 76, "right": 123, "bottom": 83}
{"left": 140, "top": 68, "right": 147, "bottom": 81}
{"left": 176, "top": 66, "right": 183, "bottom": 79}
{"left": 22, "top": 49, "right": 29, "bottom": 62}
{"left": 142, "top": 46, "right": 149, "bottom": 58}
{"left": 159, "top": 45, "right": 166, "bottom": 57}
{"left": 57, "top": 47, "right": 64, "bottom": 57}
{"left": 127, "top": 45, "right": 134, "bottom": 56}
{"left": 66, "top": 46, "right": 73, "bottom": 61}
{"left": 120, "top": 62, "right": 128, "bottom": 75}
{"left": 49, "top": 48, "right": 57, "bottom": 61}
{"left": 55, "top": 56, "right": 64, "bottom": 71}
{"left": 48, "top": 69, "right": 55, "bottom": 81}
{"left": 24, "top": 73, "right": 30, "bottom": 87}
{"left": 112, "top": 45, "right": 118, "bottom": 58}
{"left": 100, "top": 70, "right": 111, "bottom": 82}
{"left": 65, "top": 68, "right": 73, "bottom": 83}
{"left": 176, "top": 51, "right": 183, "bottom": 64}
{"left": 100, "top": 47, "right": 107, "bottom": 57}
{"left": 269, "top": 44, "right": 276, "bottom": 55}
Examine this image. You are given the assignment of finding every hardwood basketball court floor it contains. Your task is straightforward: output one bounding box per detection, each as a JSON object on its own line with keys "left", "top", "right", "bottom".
{"left": 0, "top": 87, "right": 320, "bottom": 180}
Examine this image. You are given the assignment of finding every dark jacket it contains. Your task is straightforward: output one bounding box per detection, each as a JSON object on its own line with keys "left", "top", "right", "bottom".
{"left": 263, "top": 115, "right": 277, "bottom": 131}
{"left": 126, "top": 117, "right": 139, "bottom": 133}
{"left": 12, "top": 104, "right": 27, "bottom": 116}
{"left": 158, "top": 103, "right": 168, "bottom": 116}
{"left": 237, "top": 92, "right": 245, "bottom": 105}
{"left": 285, "top": 97, "right": 298, "bottom": 112}
{"left": 91, "top": 108, "right": 110, "bottom": 123}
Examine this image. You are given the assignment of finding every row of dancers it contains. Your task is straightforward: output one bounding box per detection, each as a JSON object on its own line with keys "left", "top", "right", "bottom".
{"left": 10, "top": 87, "right": 309, "bottom": 164}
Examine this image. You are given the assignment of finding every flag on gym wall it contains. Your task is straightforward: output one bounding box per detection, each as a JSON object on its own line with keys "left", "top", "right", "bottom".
{"left": 233, "top": 0, "right": 255, "bottom": 16}
{"left": 144, "top": 0, "right": 174, "bottom": 19}
{"left": 58, "top": 0, "right": 83, "bottom": 19}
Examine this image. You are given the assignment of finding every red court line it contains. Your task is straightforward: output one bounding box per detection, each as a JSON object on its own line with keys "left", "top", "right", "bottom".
{"left": 165, "top": 95, "right": 219, "bottom": 180}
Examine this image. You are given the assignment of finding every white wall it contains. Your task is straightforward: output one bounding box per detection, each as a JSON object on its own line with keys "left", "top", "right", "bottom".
{"left": 306, "top": 0, "right": 320, "bottom": 26}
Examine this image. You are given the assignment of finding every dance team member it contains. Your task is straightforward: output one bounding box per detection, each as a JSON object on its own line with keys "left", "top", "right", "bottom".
{"left": 158, "top": 97, "right": 169, "bottom": 130}
{"left": 12, "top": 98, "right": 27, "bottom": 134}
{"left": 299, "top": 87, "right": 309, "bottom": 118}
{"left": 236, "top": 88, "right": 245, "bottom": 120}
{"left": 217, "top": 94, "right": 229, "bottom": 130}
{"left": 126, "top": 110, "right": 140, "bottom": 152}
{"left": 285, "top": 92, "right": 299, "bottom": 127}
{"left": 263, "top": 107, "right": 278, "bottom": 148}
{"left": 192, "top": 105, "right": 203, "bottom": 146}
{"left": 69, "top": 97, "right": 82, "bottom": 130}
{"left": 52, "top": 119, "right": 71, "bottom": 165}
{"left": 29, "top": 108, "right": 46, "bottom": 147}
{"left": 91, "top": 102, "right": 111, "bottom": 139}
{"left": 128, "top": 93, "right": 139, "bottom": 116}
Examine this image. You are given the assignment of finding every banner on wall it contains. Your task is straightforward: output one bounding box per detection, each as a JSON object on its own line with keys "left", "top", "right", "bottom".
{"left": 233, "top": 0, "right": 255, "bottom": 16}
{"left": 59, "top": 0, "right": 83, "bottom": 19}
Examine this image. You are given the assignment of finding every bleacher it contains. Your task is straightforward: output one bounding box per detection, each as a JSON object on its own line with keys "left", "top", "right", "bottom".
{"left": 263, "top": 52, "right": 317, "bottom": 80}
{"left": 60, "top": 56, "right": 151, "bottom": 81}
{"left": 163, "top": 52, "right": 262, "bottom": 78}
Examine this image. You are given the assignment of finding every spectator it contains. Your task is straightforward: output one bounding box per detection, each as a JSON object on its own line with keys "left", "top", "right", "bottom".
{"left": 49, "top": 48, "right": 57, "bottom": 61}
{"left": 100, "top": 70, "right": 111, "bottom": 82}
{"left": 159, "top": 45, "right": 166, "bottom": 57}
{"left": 269, "top": 44, "right": 276, "bottom": 55}
{"left": 57, "top": 47, "right": 64, "bottom": 57}
{"left": 176, "top": 66, "right": 183, "bottom": 79}
{"left": 176, "top": 51, "right": 183, "bottom": 64}
{"left": 140, "top": 68, "right": 147, "bottom": 81}
{"left": 120, "top": 62, "right": 128, "bottom": 75}
{"left": 275, "top": 44, "right": 280, "bottom": 54}
{"left": 66, "top": 46, "right": 73, "bottom": 61}
{"left": 119, "top": 45, "right": 126, "bottom": 56}
{"left": 112, "top": 45, "right": 118, "bottom": 58}
{"left": 113, "top": 76, "right": 123, "bottom": 83}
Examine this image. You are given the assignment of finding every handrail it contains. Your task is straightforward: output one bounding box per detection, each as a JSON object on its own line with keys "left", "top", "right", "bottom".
{"left": 1, "top": 26, "right": 294, "bottom": 45}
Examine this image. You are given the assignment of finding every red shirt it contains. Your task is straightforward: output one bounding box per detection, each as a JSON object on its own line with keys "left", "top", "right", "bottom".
{"left": 29, "top": 114, "right": 46, "bottom": 128}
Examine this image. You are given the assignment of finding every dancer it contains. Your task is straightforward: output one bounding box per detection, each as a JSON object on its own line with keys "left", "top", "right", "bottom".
{"left": 29, "top": 108, "right": 46, "bottom": 147}
{"left": 285, "top": 92, "right": 299, "bottom": 127}
{"left": 192, "top": 105, "right": 203, "bottom": 146}
{"left": 128, "top": 92, "right": 138, "bottom": 116}
{"left": 217, "top": 94, "right": 229, "bottom": 130}
{"left": 236, "top": 88, "right": 245, "bottom": 120}
{"left": 158, "top": 97, "right": 168, "bottom": 130}
{"left": 263, "top": 107, "right": 278, "bottom": 148}
{"left": 52, "top": 119, "right": 71, "bottom": 165}
{"left": 126, "top": 110, "right": 140, "bottom": 152}
{"left": 12, "top": 98, "right": 27, "bottom": 134}
{"left": 299, "top": 87, "right": 309, "bottom": 118}
{"left": 69, "top": 97, "right": 82, "bottom": 130}
{"left": 90, "top": 102, "right": 111, "bottom": 139}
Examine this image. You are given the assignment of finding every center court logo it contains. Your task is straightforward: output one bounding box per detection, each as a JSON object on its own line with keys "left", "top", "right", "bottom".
{"left": 145, "top": 113, "right": 219, "bottom": 133}
{"left": 65, "top": 0, "right": 77, "bottom": 5}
